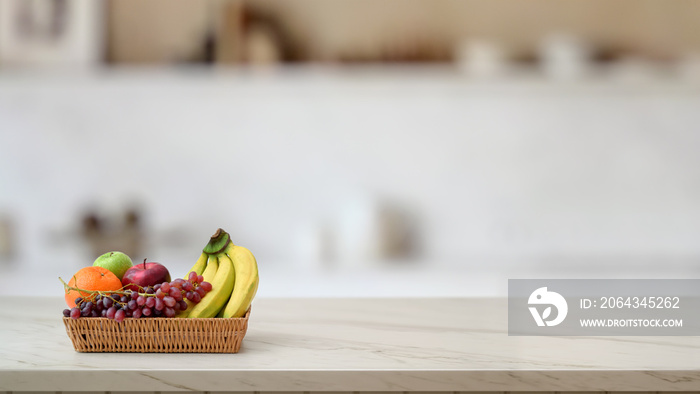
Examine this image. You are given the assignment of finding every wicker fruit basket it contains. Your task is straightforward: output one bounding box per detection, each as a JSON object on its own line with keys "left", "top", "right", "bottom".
{"left": 63, "top": 308, "right": 250, "bottom": 353}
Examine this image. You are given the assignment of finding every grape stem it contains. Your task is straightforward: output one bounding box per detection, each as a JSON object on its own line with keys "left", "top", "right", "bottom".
{"left": 59, "top": 277, "right": 158, "bottom": 300}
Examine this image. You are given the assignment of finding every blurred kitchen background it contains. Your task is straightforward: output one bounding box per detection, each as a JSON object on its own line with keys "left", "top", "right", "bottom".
{"left": 2, "top": 0, "right": 700, "bottom": 297}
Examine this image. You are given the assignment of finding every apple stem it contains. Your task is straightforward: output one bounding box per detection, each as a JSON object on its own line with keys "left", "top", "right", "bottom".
{"left": 143, "top": 258, "right": 147, "bottom": 270}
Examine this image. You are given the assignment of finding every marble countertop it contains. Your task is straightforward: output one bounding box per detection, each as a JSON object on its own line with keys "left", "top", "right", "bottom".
{"left": 1, "top": 297, "right": 699, "bottom": 392}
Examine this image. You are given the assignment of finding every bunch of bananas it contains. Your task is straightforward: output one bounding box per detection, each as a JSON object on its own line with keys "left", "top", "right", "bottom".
{"left": 177, "top": 228, "right": 259, "bottom": 318}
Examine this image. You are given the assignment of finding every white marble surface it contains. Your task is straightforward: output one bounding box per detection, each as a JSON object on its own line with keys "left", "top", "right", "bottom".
{"left": 1, "top": 297, "right": 699, "bottom": 392}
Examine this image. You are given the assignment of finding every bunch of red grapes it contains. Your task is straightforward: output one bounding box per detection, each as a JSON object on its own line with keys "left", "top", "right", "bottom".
{"left": 62, "top": 272, "right": 212, "bottom": 322}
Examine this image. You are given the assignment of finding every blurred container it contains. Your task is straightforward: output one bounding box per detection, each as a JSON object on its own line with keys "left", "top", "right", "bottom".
{"left": 538, "top": 34, "right": 593, "bottom": 80}
{"left": 456, "top": 39, "right": 509, "bottom": 78}
{"left": 336, "top": 196, "right": 381, "bottom": 266}
{"left": 0, "top": 215, "right": 15, "bottom": 263}
{"left": 0, "top": 0, "right": 103, "bottom": 68}
{"left": 335, "top": 196, "right": 419, "bottom": 266}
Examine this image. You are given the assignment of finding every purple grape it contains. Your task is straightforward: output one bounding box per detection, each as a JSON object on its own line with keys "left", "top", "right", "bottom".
{"left": 70, "top": 307, "right": 81, "bottom": 319}
{"left": 127, "top": 300, "right": 138, "bottom": 310}
{"left": 163, "top": 296, "right": 176, "bottom": 308}
{"left": 195, "top": 286, "right": 206, "bottom": 297}
{"left": 183, "top": 282, "right": 194, "bottom": 292}
{"left": 179, "top": 300, "right": 188, "bottom": 311}
{"left": 155, "top": 289, "right": 165, "bottom": 299}
{"left": 102, "top": 297, "right": 113, "bottom": 308}
{"left": 145, "top": 297, "right": 156, "bottom": 308}
{"left": 185, "top": 291, "right": 195, "bottom": 301}
{"left": 155, "top": 298, "right": 165, "bottom": 311}
{"left": 145, "top": 287, "right": 155, "bottom": 294}
{"left": 188, "top": 271, "right": 198, "bottom": 282}
{"left": 142, "top": 307, "right": 152, "bottom": 317}
{"left": 192, "top": 292, "right": 201, "bottom": 303}
{"left": 90, "top": 310, "right": 99, "bottom": 317}
{"left": 124, "top": 309, "right": 132, "bottom": 317}
{"left": 168, "top": 287, "right": 181, "bottom": 298}
{"left": 164, "top": 307, "right": 176, "bottom": 317}
{"left": 200, "top": 282, "right": 212, "bottom": 292}
{"left": 171, "top": 279, "right": 185, "bottom": 289}
{"left": 197, "top": 275, "right": 204, "bottom": 284}
{"left": 74, "top": 297, "right": 83, "bottom": 305}
{"left": 63, "top": 309, "right": 71, "bottom": 317}
{"left": 160, "top": 282, "right": 171, "bottom": 292}
{"left": 136, "top": 295, "right": 146, "bottom": 306}
{"left": 153, "top": 284, "right": 161, "bottom": 291}
{"left": 81, "top": 307, "right": 92, "bottom": 317}
{"left": 101, "top": 309, "right": 107, "bottom": 317}
{"left": 106, "top": 306, "right": 117, "bottom": 319}
{"left": 114, "top": 309, "right": 125, "bottom": 322}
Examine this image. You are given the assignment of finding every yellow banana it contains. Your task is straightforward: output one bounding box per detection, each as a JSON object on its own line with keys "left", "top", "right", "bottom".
{"left": 185, "top": 252, "right": 208, "bottom": 277}
{"left": 216, "top": 290, "right": 232, "bottom": 317}
{"left": 187, "top": 252, "right": 235, "bottom": 318}
{"left": 221, "top": 243, "right": 259, "bottom": 318}
{"left": 176, "top": 254, "right": 218, "bottom": 318}
{"left": 200, "top": 254, "right": 219, "bottom": 284}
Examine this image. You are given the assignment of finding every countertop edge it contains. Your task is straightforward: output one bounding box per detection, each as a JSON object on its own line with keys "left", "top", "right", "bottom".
{"left": 2, "top": 369, "right": 700, "bottom": 392}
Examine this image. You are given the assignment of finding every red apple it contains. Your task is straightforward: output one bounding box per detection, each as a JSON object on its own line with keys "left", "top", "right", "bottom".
{"left": 121, "top": 259, "right": 171, "bottom": 291}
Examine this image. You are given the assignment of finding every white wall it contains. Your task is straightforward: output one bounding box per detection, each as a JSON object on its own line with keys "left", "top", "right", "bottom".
{"left": 1, "top": 68, "right": 700, "bottom": 279}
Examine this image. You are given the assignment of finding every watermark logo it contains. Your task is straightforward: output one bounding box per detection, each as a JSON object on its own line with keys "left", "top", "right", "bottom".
{"left": 528, "top": 287, "right": 568, "bottom": 326}
{"left": 510, "top": 279, "right": 700, "bottom": 336}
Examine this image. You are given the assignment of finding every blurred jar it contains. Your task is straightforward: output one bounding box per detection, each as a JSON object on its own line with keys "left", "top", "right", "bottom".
{"left": 0, "top": 215, "right": 15, "bottom": 262}
{"left": 538, "top": 34, "right": 593, "bottom": 80}
{"left": 336, "top": 196, "right": 382, "bottom": 267}
{"left": 455, "top": 39, "right": 509, "bottom": 78}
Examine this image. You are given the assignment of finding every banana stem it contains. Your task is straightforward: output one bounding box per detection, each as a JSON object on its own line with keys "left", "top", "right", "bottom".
{"left": 202, "top": 228, "right": 232, "bottom": 255}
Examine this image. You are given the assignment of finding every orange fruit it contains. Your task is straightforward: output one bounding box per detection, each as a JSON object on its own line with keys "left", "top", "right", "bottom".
{"left": 64, "top": 266, "right": 123, "bottom": 308}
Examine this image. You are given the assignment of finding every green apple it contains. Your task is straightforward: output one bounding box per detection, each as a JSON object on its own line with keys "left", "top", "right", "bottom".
{"left": 93, "top": 251, "right": 133, "bottom": 280}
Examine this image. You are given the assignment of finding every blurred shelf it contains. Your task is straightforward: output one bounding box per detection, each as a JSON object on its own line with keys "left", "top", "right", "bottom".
{"left": 1, "top": 64, "right": 699, "bottom": 93}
